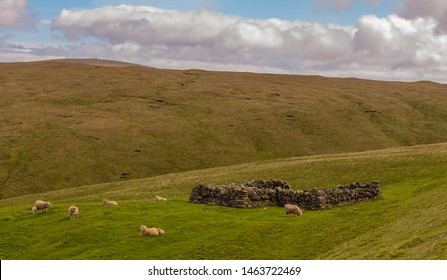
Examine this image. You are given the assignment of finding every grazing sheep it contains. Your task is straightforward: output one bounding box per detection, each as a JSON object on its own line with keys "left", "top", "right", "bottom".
{"left": 102, "top": 198, "right": 118, "bottom": 205}
{"left": 139, "top": 225, "right": 165, "bottom": 237}
{"left": 284, "top": 204, "right": 303, "bottom": 217}
{"left": 34, "top": 200, "right": 51, "bottom": 213}
{"left": 154, "top": 195, "right": 167, "bottom": 201}
{"left": 68, "top": 206, "right": 78, "bottom": 219}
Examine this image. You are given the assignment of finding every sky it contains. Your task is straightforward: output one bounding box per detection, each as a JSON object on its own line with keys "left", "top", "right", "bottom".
{"left": 1, "top": 0, "right": 447, "bottom": 82}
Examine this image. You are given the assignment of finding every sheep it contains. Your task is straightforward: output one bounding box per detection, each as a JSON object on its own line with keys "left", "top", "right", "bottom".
{"left": 102, "top": 198, "right": 118, "bottom": 205}
{"left": 34, "top": 200, "right": 51, "bottom": 213}
{"left": 154, "top": 195, "right": 167, "bottom": 201}
{"left": 68, "top": 206, "right": 78, "bottom": 219}
{"left": 284, "top": 204, "right": 303, "bottom": 217}
{"left": 139, "top": 225, "right": 165, "bottom": 237}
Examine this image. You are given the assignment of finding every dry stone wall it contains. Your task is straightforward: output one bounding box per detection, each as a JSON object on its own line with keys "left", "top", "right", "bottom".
{"left": 189, "top": 180, "right": 382, "bottom": 210}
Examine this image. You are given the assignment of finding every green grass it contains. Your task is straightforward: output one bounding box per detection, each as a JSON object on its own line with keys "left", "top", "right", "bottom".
{"left": 2, "top": 61, "right": 447, "bottom": 199}
{"left": 1, "top": 142, "right": 446, "bottom": 259}
{"left": 1, "top": 60, "right": 446, "bottom": 260}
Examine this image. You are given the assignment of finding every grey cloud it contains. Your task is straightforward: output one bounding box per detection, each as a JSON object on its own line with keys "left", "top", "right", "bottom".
{"left": 0, "top": 36, "right": 63, "bottom": 62}
{"left": 313, "top": 0, "right": 383, "bottom": 13}
{"left": 0, "top": 0, "right": 35, "bottom": 28}
{"left": 313, "top": 0, "right": 357, "bottom": 13}
{"left": 395, "top": 0, "right": 447, "bottom": 31}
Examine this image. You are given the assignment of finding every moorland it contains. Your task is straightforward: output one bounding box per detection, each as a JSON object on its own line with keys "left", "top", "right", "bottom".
{"left": 0, "top": 60, "right": 446, "bottom": 259}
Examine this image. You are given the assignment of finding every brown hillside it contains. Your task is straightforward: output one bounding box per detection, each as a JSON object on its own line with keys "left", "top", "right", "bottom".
{"left": 1, "top": 60, "right": 447, "bottom": 198}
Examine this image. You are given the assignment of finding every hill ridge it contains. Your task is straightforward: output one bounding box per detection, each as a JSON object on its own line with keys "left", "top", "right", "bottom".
{"left": 1, "top": 61, "right": 447, "bottom": 198}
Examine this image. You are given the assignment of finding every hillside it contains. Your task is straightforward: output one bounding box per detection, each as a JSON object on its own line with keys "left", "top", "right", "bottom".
{"left": 0, "top": 142, "right": 446, "bottom": 259}
{"left": 1, "top": 60, "right": 447, "bottom": 198}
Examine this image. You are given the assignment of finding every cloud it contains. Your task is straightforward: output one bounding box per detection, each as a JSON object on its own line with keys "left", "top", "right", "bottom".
{"left": 353, "top": 14, "right": 447, "bottom": 66}
{"left": 312, "top": 0, "right": 447, "bottom": 26}
{"left": 313, "top": 0, "right": 382, "bottom": 13}
{"left": 314, "top": 0, "right": 357, "bottom": 13}
{"left": 0, "top": 4, "right": 433, "bottom": 81}
{"left": 0, "top": 0, "right": 35, "bottom": 28}
{"left": 0, "top": 34, "right": 72, "bottom": 62}
{"left": 395, "top": 0, "right": 447, "bottom": 31}
{"left": 53, "top": 5, "right": 239, "bottom": 45}
{"left": 52, "top": 5, "right": 355, "bottom": 64}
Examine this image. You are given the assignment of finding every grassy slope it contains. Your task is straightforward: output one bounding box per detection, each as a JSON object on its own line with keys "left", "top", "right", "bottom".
{"left": 0, "top": 142, "right": 446, "bottom": 260}
{"left": 2, "top": 61, "right": 447, "bottom": 198}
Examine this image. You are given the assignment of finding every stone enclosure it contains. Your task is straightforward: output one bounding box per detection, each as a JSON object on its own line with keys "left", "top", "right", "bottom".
{"left": 189, "top": 179, "right": 382, "bottom": 210}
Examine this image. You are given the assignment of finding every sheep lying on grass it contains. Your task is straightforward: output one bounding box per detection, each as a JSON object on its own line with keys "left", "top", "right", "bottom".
{"left": 284, "top": 204, "right": 303, "bottom": 217}
{"left": 68, "top": 206, "right": 78, "bottom": 219}
{"left": 102, "top": 198, "right": 118, "bottom": 205}
{"left": 33, "top": 200, "right": 51, "bottom": 213}
{"left": 154, "top": 195, "right": 167, "bottom": 201}
{"left": 140, "top": 225, "right": 165, "bottom": 237}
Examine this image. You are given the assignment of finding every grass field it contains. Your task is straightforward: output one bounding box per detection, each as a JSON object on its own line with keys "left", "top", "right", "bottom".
{"left": 1, "top": 60, "right": 446, "bottom": 260}
{"left": 1, "top": 142, "right": 446, "bottom": 259}
{"left": 1, "top": 61, "right": 447, "bottom": 199}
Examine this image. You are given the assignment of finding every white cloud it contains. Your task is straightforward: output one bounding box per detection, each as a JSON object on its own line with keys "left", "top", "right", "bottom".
{"left": 52, "top": 5, "right": 356, "bottom": 65}
{"left": 0, "top": 3, "right": 442, "bottom": 82}
{"left": 53, "top": 5, "right": 239, "bottom": 46}
{"left": 0, "top": 0, "right": 35, "bottom": 28}
{"left": 353, "top": 14, "right": 447, "bottom": 67}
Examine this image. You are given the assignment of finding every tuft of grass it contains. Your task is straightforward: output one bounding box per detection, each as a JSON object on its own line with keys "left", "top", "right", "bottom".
{"left": 0, "top": 143, "right": 446, "bottom": 260}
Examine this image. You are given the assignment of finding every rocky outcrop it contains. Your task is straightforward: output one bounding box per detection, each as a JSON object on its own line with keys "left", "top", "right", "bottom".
{"left": 189, "top": 180, "right": 382, "bottom": 210}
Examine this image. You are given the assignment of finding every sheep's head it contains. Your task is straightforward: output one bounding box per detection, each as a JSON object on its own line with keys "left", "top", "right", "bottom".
{"left": 45, "top": 202, "right": 51, "bottom": 208}
{"left": 139, "top": 225, "right": 146, "bottom": 232}
{"left": 32, "top": 206, "right": 37, "bottom": 213}
{"left": 102, "top": 198, "right": 107, "bottom": 204}
{"left": 157, "top": 228, "right": 165, "bottom": 235}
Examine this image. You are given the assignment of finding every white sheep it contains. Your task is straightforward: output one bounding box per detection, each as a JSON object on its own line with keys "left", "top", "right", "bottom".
{"left": 284, "top": 204, "right": 303, "bottom": 217}
{"left": 68, "top": 206, "right": 79, "bottom": 219}
{"left": 154, "top": 195, "right": 167, "bottom": 201}
{"left": 139, "top": 225, "right": 165, "bottom": 237}
{"left": 102, "top": 198, "right": 118, "bottom": 205}
{"left": 34, "top": 200, "right": 51, "bottom": 213}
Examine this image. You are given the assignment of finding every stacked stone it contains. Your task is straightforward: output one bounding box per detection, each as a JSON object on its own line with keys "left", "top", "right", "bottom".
{"left": 241, "top": 179, "right": 291, "bottom": 190}
{"left": 189, "top": 180, "right": 290, "bottom": 208}
{"left": 243, "top": 179, "right": 291, "bottom": 207}
{"left": 189, "top": 180, "right": 382, "bottom": 210}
